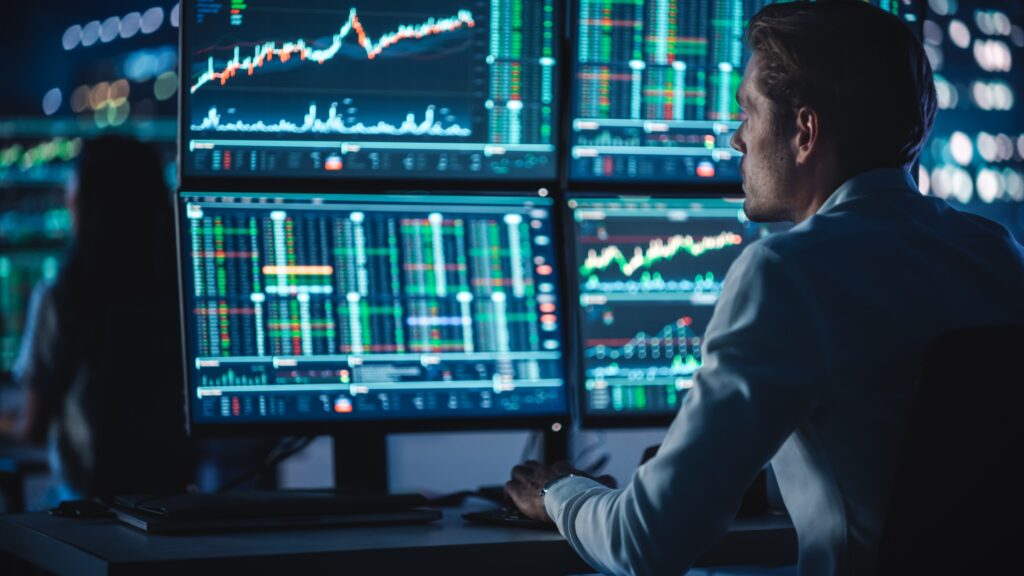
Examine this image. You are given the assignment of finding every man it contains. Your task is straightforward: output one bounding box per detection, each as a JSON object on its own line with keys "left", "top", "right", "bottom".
{"left": 505, "top": 1, "right": 1024, "bottom": 574}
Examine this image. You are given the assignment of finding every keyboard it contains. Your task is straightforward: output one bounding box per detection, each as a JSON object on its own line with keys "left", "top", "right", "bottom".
{"left": 110, "top": 490, "right": 441, "bottom": 533}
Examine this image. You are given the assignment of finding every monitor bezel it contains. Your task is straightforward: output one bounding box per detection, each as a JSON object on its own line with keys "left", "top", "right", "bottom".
{"left": 564, "top": 189, "right": 746, "bottom": 430}
{"left": 177, "top": 0, "right": 566, "bottom": 192}
{"left": 174, "top": 187, "right": 575, "bottom": 437}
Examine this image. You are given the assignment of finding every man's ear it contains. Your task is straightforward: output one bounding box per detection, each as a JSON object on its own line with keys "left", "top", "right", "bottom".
{"left": 793, "top": 105, "right": 820, "bottom": 166}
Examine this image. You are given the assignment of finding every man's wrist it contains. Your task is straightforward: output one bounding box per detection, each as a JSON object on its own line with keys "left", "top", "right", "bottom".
{"left": 538, "top": 473, "right": 576, "bottom": 497}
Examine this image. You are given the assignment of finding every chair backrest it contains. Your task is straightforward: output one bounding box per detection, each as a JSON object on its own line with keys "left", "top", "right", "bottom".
{"left": 82, "top": 299, "right": 194, "bottom": 498}
{"left": 875, "top": 324, "right": 1024, "bottom": 574}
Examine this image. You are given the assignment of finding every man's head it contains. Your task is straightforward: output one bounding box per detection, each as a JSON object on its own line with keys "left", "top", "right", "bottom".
{"left": 731, "top": 0, "right": 937, "bottom": 222}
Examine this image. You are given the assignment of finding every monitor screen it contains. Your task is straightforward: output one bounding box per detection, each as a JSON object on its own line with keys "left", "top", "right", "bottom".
{"left": 182, "top": 0, "right": 560, "bottom": 182}
{"left": 1, "top": 134, "right": 77, "bottom": 248}
{"left": 0, "top": 250, "right": 63, "bottom": 373}
{"left": 569, "top": 194, "right": 788, "bottom": 420}
{"left": 178, "top": 191, "right": 567, "bottom": 426}
{"left": 1, "top": 134, "right": 76, "bottom": 373}
{"left": 568, "top": 0, "right": 921, "bottom": 184}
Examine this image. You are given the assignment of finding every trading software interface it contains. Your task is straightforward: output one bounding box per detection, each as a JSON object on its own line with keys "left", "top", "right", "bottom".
{"left": 570, "top": 195, "right": 788, "bottom": 417}
{"left": 183, "top": 0, "right": 560, "bottom": 181}
{"left": 569, "top": 0, "right": 920, "bottom": 184}
{"left": 178, "top": 191, "right": 567, "bottom": 423}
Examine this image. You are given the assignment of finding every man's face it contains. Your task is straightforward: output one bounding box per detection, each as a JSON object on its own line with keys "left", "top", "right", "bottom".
{"left": 731, "top": 53, "right": 797, "bottom": 222}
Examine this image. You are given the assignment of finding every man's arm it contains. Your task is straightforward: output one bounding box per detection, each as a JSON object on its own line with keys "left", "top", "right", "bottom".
{"left": 509, "top": 242, "right": 829, "bottom": 575}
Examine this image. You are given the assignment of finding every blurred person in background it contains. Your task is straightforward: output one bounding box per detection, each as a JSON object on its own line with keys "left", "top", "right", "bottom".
{"left": 2, "top": 135, "right": 192, "bottom": 502}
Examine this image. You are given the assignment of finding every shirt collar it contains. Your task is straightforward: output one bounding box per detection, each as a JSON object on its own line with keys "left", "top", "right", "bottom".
{"left": 817, "top": 168, "right": 918, "bottom": 215}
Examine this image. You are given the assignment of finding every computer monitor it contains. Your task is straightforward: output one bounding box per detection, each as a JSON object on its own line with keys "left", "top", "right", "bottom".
{"left": 0, "top": 129, "right": 179, "bottom": 374}
{"left": 181, "top": 0, "right": 561, "bottom": 183}
{"left": 1, "top": 135, "right": 77, "bottom": 373}
{"left": 176, "top": 190, "right": 568, "bottom": 434}
{"left": 0, "top": 129, "right": 178, "bottom": 239}
{"left": 568, "top": 193, "right": 789, "bottom": 426}
{"left": 0, "top": 187, "right": 72, "bottom": 249}
{"left": 0, "top": 250, "right": 63, "bottom": 373}
{"left": 0, "top": 135, "right": 80, "bottom": 189}
{"left": 567, "top": 0, "right": 922, "bottom": 186}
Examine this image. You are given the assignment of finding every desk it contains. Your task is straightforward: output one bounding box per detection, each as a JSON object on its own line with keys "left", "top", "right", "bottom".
{"left": 0, "top": 506, "right": 796, "bottom": 575}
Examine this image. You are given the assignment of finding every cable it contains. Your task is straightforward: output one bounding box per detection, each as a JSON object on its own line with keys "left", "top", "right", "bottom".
{"left": 215, "top": 435, "right": 316, "bottom": 492}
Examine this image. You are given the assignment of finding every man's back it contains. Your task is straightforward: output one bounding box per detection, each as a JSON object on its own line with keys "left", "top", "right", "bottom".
{"left": 504, "top": 5, "right": 1020, "bottom": 572}
{"left": 761, "top": 169, "right": 1024, "bottom": 574}
{"left": 536, "top": 169, "right": 1024, "bottom": 576}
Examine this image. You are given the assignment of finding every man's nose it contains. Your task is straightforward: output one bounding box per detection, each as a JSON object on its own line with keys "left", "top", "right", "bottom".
{"left": 730, "top": 129, "right": 744, "bottom": 153}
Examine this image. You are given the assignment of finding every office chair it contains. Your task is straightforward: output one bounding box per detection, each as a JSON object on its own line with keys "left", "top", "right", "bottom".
{"left": 83, "top": 301, "right": 194, "bottom": 498}
{"left": 875, "top": 324, "right": 1024, "bottom": 574}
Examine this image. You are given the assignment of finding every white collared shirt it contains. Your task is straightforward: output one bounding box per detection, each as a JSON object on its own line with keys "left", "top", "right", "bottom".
{"left": 545, "top": 169, "right": 1024, "bottom": 575}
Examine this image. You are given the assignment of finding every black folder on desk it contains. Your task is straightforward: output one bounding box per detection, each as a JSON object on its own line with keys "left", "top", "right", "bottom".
{"left": 111, "top": 490, "right": 441, "bottom": 534}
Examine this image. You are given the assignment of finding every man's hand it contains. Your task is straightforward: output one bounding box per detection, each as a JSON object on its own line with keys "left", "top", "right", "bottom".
{"left": 504, "top": 460, "right": 617, "bottom": 523}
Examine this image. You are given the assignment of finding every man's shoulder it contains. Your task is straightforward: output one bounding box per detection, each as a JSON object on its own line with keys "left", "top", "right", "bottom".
{"left": 747, "top": 195, "right": 1024, "bottom": 272}
{"left": 743, "top": 219, "right": 828, "bottom": 264}
{"left": 738, "top": 208, "right": 901, "bottom": 274}
{"left": 948, "top": 207, "right": 1021, "bottom": 244}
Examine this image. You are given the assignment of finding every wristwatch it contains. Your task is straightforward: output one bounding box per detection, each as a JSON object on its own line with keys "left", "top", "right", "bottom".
{"left": 538, "top": 473, "right": 576, "bottom": 497}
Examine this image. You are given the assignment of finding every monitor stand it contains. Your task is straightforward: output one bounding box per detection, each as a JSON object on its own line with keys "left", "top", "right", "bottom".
{"left": 107, "top": 425, "right": 571, "bottom": 530}
{"left": 331, "top": 423, "right": 569, "bottom": 494}
{"left": 333, "top": 431, "right": 388, "bottom": 493}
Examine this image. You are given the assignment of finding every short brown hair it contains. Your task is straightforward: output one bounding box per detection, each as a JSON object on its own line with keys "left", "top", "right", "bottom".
{"left": 746, "top": 0, "right": 937, "bottom": 171}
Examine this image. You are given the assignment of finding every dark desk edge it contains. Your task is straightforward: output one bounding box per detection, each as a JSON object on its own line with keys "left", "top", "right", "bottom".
{"left": 0, "top": 511, "right": 795, "bottom": 576}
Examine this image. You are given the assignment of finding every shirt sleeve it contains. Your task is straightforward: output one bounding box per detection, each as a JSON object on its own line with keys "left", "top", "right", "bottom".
{"left": 544, "top": 242, "right": 828, "bottom": 575}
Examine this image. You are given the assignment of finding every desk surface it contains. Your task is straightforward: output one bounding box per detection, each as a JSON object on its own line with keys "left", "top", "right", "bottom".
{"left": 0, "top": 505, "right": 796, "bottom": 575}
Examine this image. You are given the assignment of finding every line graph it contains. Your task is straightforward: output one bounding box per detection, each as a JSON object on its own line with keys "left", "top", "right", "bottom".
{"left": 182, "top": 0, "right": 560, "bottom": 180}
{"left": 580, "top": 231, "right": 743, "bottom": 277}
{"left": 585, "top": 315, "right": 701, "bottom": 363}
{"left": 190, "top": 7, "right": 476, "bottom": 93}
{"left": 191, "top": 102, "right": 472, "bottom": 136}
{"left": 582, "top": 270, "right": 722, "bottom": 296}
{"left": 581, "top": 310, "right": 707, "bottom": 413}
{"left": 572, "top": 196, "right": 792, "bottom": 416}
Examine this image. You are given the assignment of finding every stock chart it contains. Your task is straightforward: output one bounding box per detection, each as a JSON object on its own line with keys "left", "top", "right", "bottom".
{"left": 570, "top": 195, "right": 788, "bottom": 417}
{"left": 183, "top": 0, "right": 559, "bottom": 181}
{"left": 178, "top": 191, "right": 566, "bottom": 423}
{"left": 569, "top": 0, "right": 921, "bottom": 184}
